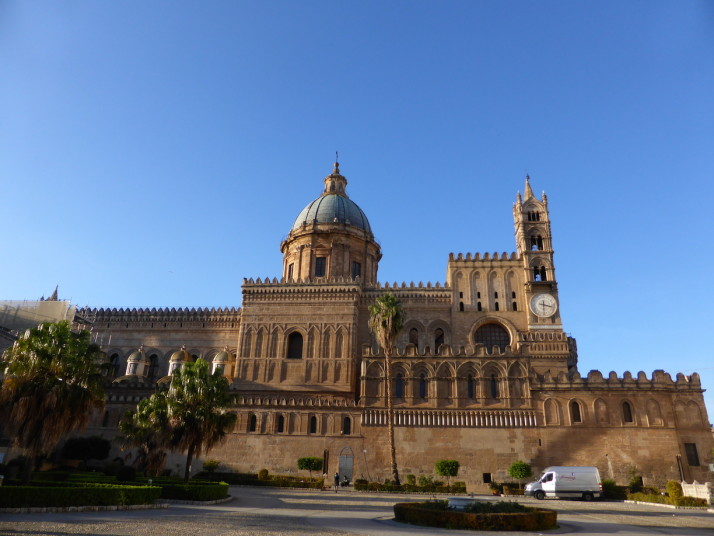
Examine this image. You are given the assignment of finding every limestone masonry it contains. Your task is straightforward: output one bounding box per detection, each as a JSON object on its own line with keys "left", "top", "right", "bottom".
{"left": 70, "top": 162, "right": 711, "bottom": 489}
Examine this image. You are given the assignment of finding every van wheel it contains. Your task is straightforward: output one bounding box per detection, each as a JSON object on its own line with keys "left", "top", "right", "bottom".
{"left": 534, "top": 490, "right": 545, "bottom": 500}
{"left": 583, "top": 493, "right": 594, "bottom": 501}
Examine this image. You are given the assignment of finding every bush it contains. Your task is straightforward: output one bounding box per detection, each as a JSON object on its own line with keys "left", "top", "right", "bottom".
{"left": 257, "top": 468, "right": 269, "bottom": 480}
{"left": 203, "top": 459, "right": 220, "bottom": 473}
{"left": 502, "top": 485, "right": 524, "bottom": 495}
{"left": 194, "top": 471, "right": 323, "bottom": 489}
{"left": 464, "top": 500, "right": 531, "bottom": 514}
{"left": 394, "top": 501, "right": 557, "bottom": 531}
{"left": 601, "top": 479, "right": 627, "bottom": 500}
{"left": 405, "top": 474, "right": 416, "bottom": 486}
{"left": 507, "top": 460, "right": 532, "bottom": 485}
{"left": 675, "top": 496, "right": 708, "bottom": 507}
{"left": 159, "top": 482, "right": 229, "bottom": 501}
{"left": 116, "top": 466, "right": 137, "bottom": 482}
{"left": 0, "top": 483, "right": 161, "bottom": 508}
{"left": 666, "top": 481, "right": 683, "bottom": 502}
{"left": 297, "top": 457, "right": 323, "bottom": 478}
{"left": 434, "top": 460, "right": 460, "bottom": 486}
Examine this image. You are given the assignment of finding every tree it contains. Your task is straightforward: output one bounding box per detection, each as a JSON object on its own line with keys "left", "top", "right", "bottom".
{"left": 435, "top": 459, "right": 460, "bottom": 486}
{"left": 164, "top": 358, "right": 237, "bottom": 482}
{"left": 0, "top": 321, "right": 108, "bottom": 484}
{"left": 508, "top": 460, "right": 533, "bottom": 489}
{"left": 368, "top": 293, "right": 405, "bottom": 485}
{"left": 117, "top": 394, "right": 170, "bottom": 477}
{"left": 61, "top": 436, "right": 111, "bottom": 465}
{"left": 297, "top": 456, "right": 323, "bottom": 478}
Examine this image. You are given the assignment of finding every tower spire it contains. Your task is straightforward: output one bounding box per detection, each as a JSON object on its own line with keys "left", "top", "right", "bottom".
{"left": 524, "top": 174, "right": 535, "bottom": 200}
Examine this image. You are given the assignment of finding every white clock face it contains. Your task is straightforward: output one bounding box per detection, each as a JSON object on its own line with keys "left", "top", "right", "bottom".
{"left": 530, "top": 293, "right": 558, "bottom": 317}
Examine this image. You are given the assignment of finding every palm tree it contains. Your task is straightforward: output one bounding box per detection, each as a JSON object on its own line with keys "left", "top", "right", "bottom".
{"left": 165, "top": 358, "right": 237, "bottom": 482}
{"left": 117, "top": 395, "right": 169, "bottom": 477}
{"left": 368, "top": 293, "right": 405, "bottom": 485}
{"left": 0, "top": 321, "right": 107, "bottom": 484}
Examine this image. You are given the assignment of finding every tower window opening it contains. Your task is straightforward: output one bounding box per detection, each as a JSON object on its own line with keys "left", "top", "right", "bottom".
{"left": 342, "top": 416, "right": 351, "bottom": 435}
{"left": 287, "top": 332, "right": 303, "bottom": 359}
{"left": 467, "top": 374, "right": 475, "bottom": 399}
{"left": 288, "top": 263, "right": 294, "bottom": 280}
{"left": 570, "top": 401, "right": 582, "bottom": 423}
{"left": 351, "top": 261, "right": 361, "bottom": 279}
{"left": 249, "top": 414, "right": 257, "bottom": 432}
{"left": 511, "top": 291, "right": 516, "bottom": 298}
{"left": 477, "top": 291, "right": 481, "bottom": 299}
{"left": 309, "top": 415, "right": 318, "bottom": 434}
{"left": 277, "top": 415, "right": 285, "bottom": 433}
{"left": 490, "top": 374, "right": 499, "bottom": 399}
{"left": 315, "top": 257, "right": 326, "bottom": 277}
{"left": 459, "top": 291, "right": 463, "bottom": 298}
{"left": 459, "top": 302, "right": 464, "bottom": 311}
{"left": 477, "top": 302, "right": 482, "bottom": 311}
{"left": 494, "top": 292, "right": 498, "bottom": 299}
{"left": 512, "top": 301, "right": 518, "bottom": 311}
{"left": 623, "top": 401, "right": 634, "bottom": 423}
{"left": 494, "top": 302, "right": 499, "bottom": 311}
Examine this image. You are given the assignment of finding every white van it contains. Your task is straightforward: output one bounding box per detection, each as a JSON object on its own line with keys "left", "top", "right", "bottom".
{"left": 524, "top": 466, "right": 602, "bottom": 501}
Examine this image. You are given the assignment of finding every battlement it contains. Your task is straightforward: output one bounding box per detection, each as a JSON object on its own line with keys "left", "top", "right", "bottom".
{"left": 79, "top": 306, "right": 241, "bottom": 324}
{"left": 449, "top": 252, "right": 519, "bottom": 262}
{"left": 362, "top": 342, "right": 522, "bottom": 358}
{"left": 534, "top": 369, "right": 702, "bottom": 391}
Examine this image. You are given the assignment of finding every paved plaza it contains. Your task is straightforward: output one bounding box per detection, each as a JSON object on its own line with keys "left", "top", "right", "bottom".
{"left": 0, "top": 486, "right": 712, "bottom": 536}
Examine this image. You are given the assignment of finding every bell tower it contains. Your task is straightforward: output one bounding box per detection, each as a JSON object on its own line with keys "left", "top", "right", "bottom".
{"left": 513, "top": 176, "right": 563, "bottom": 329}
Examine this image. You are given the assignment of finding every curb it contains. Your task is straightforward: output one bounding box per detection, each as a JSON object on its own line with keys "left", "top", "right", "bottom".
{"left": 0, "top": 503, "right": 169, "bottom": 514}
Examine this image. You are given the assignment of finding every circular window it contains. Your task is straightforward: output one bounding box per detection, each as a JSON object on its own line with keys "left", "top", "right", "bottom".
{"left": 474, "top": 324, "right": 510, "bottom": 352}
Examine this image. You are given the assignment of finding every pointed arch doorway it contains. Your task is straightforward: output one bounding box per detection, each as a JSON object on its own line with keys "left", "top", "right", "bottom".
{"left": 338, "top": 446, "right": 354, "bottom": 481}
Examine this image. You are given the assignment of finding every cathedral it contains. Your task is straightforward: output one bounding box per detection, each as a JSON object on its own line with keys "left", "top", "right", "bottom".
{"left": 68, "top": 162, "right": 710, "bottom": 489}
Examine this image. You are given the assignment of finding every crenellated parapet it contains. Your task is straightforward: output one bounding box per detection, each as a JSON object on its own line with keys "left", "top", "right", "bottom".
{"left": 448, "top": 252, "right": 519, "bottom": 262}
{"left": 534, "top": 369, "right": 703, "bottom": 392}
{"left": 236, "top": 394, "right": 359, "bottom": 408}
{"left": 79, "top": 306, "right": 241, "bottom": 329}
{"left": 362, "top": 342, "right": 522, "bottom": 358}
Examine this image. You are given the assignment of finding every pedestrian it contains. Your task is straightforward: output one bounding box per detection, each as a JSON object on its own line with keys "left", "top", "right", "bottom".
{"left": 334, "top": 472, "right": 340, "bottom": 492}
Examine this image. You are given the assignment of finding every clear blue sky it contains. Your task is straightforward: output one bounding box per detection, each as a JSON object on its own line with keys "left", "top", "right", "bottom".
{"left": 2, "top": 1, "right": 713, "bottom": 416}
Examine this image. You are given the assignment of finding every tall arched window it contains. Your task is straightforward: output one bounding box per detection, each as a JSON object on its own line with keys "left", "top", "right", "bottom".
{"left": 419, "top": 373, "right": 428, "bottom": 399}
{"left": 249, "top": 414, "right": 257, "bottom": 432}
{"left": 342, "top": 416, "right": 351, "bottom": 435}
{"left": 109, "top": 354, "right": 120, "bottom": 378}
{"left": 467, "top": 374, "right": 475, "bottom": 399}
{"left": 309, "top": 415, "right": 318, "bottom": 434}
{"left": 395, "top": 373, "right": 404, "bottom": 399}
{"left": 474, "top": 324, "right": 510, "bottom": 352}
{"left": 148, "top": 355, "right": 158, "bottom": 380}
{"left": 276, "top": 414, "right": 285, "bottom": 433}
{"left": 287, "top": 332, "right": 303, "bottom": 359}
{"left": 570, "top": 401, "right": 582, "bottom": 423}
{"left": 409, "top": 328, "right": 419, "bottom": 348}
{"left": 622, "top": 401, "right": 634, "bottom": 423}
{"left": 434, "top": 328, "right": 444, "bottom": 353}
{"left": 490, "top": 374, "right": 499, "bottom": 399}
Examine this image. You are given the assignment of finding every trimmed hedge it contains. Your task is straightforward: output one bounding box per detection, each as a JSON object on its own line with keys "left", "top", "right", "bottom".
{"left": 354, "top": 480, "right": 466, "bottom": 494}
{"left": 394, "top": 501, "right": 557, "bottom": 531}
{"left": 194, "top": 471, "right": 323, "bottom": 489}
{"left": 159, "top": 482, "right": 229, "bottom": 501}
{"left": 627, "top": 491, "right": 708, "bottom": 508}
{"left": 0, "top": 483, "right": 161, "bottom": 508}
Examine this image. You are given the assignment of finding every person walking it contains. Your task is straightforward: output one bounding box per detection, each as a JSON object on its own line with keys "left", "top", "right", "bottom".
{"left": 333, "top": 472, "right": 340, "bottom": 492}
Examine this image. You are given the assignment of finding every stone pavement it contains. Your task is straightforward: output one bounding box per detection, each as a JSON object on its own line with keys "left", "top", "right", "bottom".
{"left": 0, "top": 486, "right": 712, "bottom": 535}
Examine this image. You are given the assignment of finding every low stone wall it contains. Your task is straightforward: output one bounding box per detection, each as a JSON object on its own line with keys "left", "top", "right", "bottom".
{"left": 681, "top": 481, "right": 712, "bottom": 504}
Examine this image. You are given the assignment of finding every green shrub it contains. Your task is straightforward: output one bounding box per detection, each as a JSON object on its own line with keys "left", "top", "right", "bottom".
{"left": 463, "top": 501, "right": 530, "bottom": 514}
{"left": 159, "top": 482, "right": 229, "bottom": 501}
{"left": 297, "top": 457, "right": 323, "bottom": 478}
{"left": 675, "top": 496, "right": 708, "bottom": 507}
{"left": 666, "top": 481, "right": 683, "bottom": 502}
{"left": 405, "top": 474, "right": 416, "bottom": 485}
{"left": 202, "top": 459, "right": 220, "bottom": 473}
{"left": 394, "top": 502, "right": 557, "bottom": 531}
{"left": 0, "top": 483, "right": 161, "bottom": 508}
{"left": 116, "top": 466, "right": 137, "bottom": 482}
{"left": 502, "top": 485, "right": 524, "bottom": 495}
{"left": 434, "top": 460, "right": 460, "bottom": 486}
{"left": 257, "top": 468, "right": 269, "bottom": 480}
{"left": 601, "top": 479, "right": 627, "bottom": 500}
{"left": 452, "top": 481, "right": 467, "bottom": 493}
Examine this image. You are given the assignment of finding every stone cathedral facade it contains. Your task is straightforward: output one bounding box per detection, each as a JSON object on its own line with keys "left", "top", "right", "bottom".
{"left": 76, "top": 163, "right": 712, "bottom": 489}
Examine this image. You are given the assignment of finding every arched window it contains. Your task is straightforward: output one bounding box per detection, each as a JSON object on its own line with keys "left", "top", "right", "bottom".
{"left": 109, "top": 354, "right": 120, "bottom": 378}
{"left": 512, "top": 301, "right": 518, "bottom": 311}
{"left": 395, "top": 373, "right": 404, "bottom": 399}
{"left": 287, "top": 332, "right": 303, "bottom": 359}
{"left": 490, "top": 374, "right": 499, "bottom": 399}
{"left": 540, "top": 266, "right": 547, "bottom": 281}
{"left": 419, "top": 373, "right": 428, "bottom": 399}
{"left": 434, "top": 328, "right": 444, "bottom": 353}
{"left": 474, "top": 324, "right": 510, "bottom": 352}
{"left": 570, "top": 401, "right": 582, "bottom": 423}
{"left": 494, "top": 302, "right": 499, "bottom": 311}
{"left": 309, "top": 415, "right": 318, "bottom": 434}
{"left": 622, "top": 401, "right": 634, "bottom": 423}
{"left": 276, "top": 414, "right": 285, "bottom": 433}
{"left": 459, "top": 301, "right": 464, "bottom": 311}
{"left": 342, "top": 416, "right": 351, "bottom": 435}
{"left": 148, "top": 355, "right": 158, "bottom": 379}
{"left": 467, "top": 374, "right": 475, "bottom": 399}
{"left": 409, "top": 328, "right": 419, "bottom": 348}
{"left": 249, "top": 414, "right": 257, "bottom": 432}
{"left": 477, "top": 302, "right": 482, "bottom": 311}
